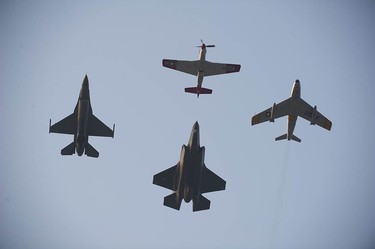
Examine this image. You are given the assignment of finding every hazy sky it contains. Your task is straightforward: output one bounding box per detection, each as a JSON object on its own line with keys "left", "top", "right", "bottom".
{"left": 1, "top": 1, "right": 375, "bottom": 249}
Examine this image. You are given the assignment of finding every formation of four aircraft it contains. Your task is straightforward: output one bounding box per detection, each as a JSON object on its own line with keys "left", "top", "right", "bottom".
{"left": 49, "top": 41, "right": 332, "bottom": 211}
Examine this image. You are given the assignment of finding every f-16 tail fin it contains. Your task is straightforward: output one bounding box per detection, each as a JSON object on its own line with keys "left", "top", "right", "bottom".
{"left": 185, "top": 87, "right": 212, "bottom": 95}
{"left": 85, "top": 143, "right": 99, "bottom": 158}
{"left": 275, "top": 133, "right": 301, "bottom": 142}
{"left": 61, "top": 142, "right": 75, "bottom": 155}
{"left": 193, "top": 194, "right": 211, "bottom": 212}
{"left": 164, "top": 193, "right": 182, "bottom": 210}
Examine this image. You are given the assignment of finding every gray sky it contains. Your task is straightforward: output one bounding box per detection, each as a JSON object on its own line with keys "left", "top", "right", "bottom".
{"left": 1, "top": 1, "right": 375, "bottom": 248}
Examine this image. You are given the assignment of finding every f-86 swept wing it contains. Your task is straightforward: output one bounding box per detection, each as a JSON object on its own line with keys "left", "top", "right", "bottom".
{"left": 252, "top": 99, "right": 291, "bottom": 125}
{"left": 252, "top": 98, "right": 332, "bottom": 131}
{"left": 298, "top": 99, "right": 332, "bottom": 130}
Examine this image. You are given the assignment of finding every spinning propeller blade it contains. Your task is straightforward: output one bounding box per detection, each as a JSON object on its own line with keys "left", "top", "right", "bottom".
{"left": 196, "top": 39, "right": 215, "bottom": 48}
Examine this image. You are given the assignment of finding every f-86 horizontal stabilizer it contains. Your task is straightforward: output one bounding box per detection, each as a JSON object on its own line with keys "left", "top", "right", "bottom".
{"left": 193, "top": 194, "right": 210, "bottom": 212}
{"left": 185, "top": 87, "right": 212, "bottom": 95}
{"left": 275, "top": 133, "right": 301, "bottom": 142}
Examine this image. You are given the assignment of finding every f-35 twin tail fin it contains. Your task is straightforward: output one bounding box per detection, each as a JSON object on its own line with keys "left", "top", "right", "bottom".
{"left": 275, "top": 133, "right": 301, "bottom": 143}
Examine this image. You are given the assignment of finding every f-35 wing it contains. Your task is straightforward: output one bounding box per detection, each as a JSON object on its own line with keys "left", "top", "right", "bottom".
{"left": 200, "top": 166, "right": 226, "bottom": 194}
{"left": 162, "top": 59, "right": 199, "bottom": 76}
{"left": 203, "top": 61, "right": 241, "bottom": 76}
{"left": 87, "top": 114, "right": 115, "bottom": 137}
{"left": 252, "top": 98, "right": 291, "bottom": 125}
{"left": 49, "top": 113, "right": 77, "bottom": 135}
{"left": 153, "top": 164, "right": 178, "bottom": 191}
{"left": 298, "top": 99, "right": 332, "bottom": 130}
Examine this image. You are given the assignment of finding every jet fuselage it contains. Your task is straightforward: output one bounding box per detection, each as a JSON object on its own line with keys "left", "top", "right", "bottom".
{"left": 287, "top": 80, "right": 301, "bottom": 140}
{"left": 175, "top": 122, "right": 204, "bottom": 203}
{"left": 75, "top": 75, "right": 92, "bottom": 156}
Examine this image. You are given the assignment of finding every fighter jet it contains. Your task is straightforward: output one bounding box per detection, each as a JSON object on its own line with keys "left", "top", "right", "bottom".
{"left": 49, "top": 75, "right": 115, "bottom": 157}
{"left": 153, "top": 121, "right": 226, "bottom": 211}
{"left": 251, "top": 79, "right": 332, "bottom": 142}
{"left": 162, "top": 40, "right": 241, "bottom": 97}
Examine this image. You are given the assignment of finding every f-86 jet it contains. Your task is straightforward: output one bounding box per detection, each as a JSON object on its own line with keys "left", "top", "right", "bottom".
{"left": 153, "top": 122, "right": 226, "bottom": 211}
{"left": 162, "top": 40, "right": 241, "bottom": 97}
{"left": 49, "top": 75, "right": 115, "bottom": 157}
{"left": 251, "top": 80, "right": 332, "bottom": 142}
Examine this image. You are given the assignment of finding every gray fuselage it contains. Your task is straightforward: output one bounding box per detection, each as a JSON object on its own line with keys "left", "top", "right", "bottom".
{"left": 287, "top": 80, "right": 301, "bottom": 140}
{"left": 75, "top": 76, "right": 92, "bottom": 156}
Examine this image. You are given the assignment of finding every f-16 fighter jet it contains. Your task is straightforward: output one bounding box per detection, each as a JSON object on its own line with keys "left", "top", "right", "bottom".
{"left": 162, "top": 40, "right": 241, "bottom": 97}
{"left": 153, "top": 121, "right": 226, "bottom": 211}
{"left": 49, "top": 75, "right": 115, "bottom": 157}
{"left": 251, "top": 79, "right": 332, "bottom": 142}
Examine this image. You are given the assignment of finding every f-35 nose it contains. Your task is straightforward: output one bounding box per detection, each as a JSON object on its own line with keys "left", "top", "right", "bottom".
{"left": 193, "top": 121, "right": 199, "bottom": 131}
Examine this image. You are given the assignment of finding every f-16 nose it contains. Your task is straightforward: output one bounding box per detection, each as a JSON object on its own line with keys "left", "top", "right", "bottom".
{"left": 83, "top": 74, "right": 89, "bottom": 88}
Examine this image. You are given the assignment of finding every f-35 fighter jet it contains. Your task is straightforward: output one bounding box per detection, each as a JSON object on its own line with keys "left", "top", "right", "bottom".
{"left": 153, "top": 121, "right": 226, "bottom": 211}
{"left": 49, "top": 75, "right": 115, "bottom": 157}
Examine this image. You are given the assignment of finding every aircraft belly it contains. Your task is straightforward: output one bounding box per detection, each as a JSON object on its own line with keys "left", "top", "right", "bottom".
{"left": 182, "top": 152, "right": 202, "bottom": 203}
{"left": 77, "top": 100, "right": 90, "bottom": 135}
{"left": 197, "top": 71, "right": 204, "bottom": 86}
{"left": 287, "top": 115, "right": 297, "bottom": 139}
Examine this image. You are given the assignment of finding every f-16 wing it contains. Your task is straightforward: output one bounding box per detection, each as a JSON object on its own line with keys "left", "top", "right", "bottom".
{"left": 252, "top": 98, "right": 291, "bottom": 125}
{"left": 298, "top": 99, "right": 332, "bottom": 130}
{"left": 49, "top": 113, "right": 77, "bottom": 135}
{"left": 162, "top": 59, "right": 199, "bottom": 76}
{"left": 200, "top": 166, "right": 226, "bottom": 194}
{"left": 203, "top": 61, "right": 241, "bottom": 76}
{"left": 153, "top": 164, "right": 178, "bottom": 191}
{"left": 87, "top": 114, "right": 115, "bottom": 137}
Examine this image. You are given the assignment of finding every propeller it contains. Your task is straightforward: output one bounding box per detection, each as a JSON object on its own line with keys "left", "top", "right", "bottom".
{"left": 196, "top": 39, "right": 215, "bottom": 48}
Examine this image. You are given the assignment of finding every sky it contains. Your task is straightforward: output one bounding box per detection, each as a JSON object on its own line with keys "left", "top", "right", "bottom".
{"left": 1, "top": 1, "right": 375, "bottom": 248}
